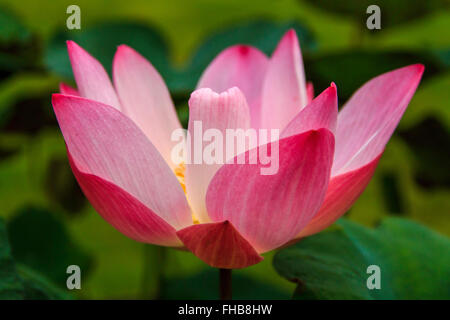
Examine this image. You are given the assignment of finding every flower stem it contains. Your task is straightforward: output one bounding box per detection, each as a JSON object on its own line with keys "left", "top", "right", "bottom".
{"left": 219, "top": 268, "right": 232, "bottom": 300}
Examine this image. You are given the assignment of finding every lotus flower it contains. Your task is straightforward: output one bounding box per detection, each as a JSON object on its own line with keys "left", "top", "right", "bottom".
{"left": 52, "top": 30, "right": 423, "bottom": 269}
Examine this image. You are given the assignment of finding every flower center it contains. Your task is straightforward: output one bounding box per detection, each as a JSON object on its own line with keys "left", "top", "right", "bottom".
{"left": 174, "top": 162, "right": 200, "bottom": 224}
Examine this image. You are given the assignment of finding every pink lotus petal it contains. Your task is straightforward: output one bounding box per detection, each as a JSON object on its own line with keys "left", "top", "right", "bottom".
{"left": 185, "top": 87, "right": 251, "bottom": 223}
{"left": 59, "top": 82, "right": 79, "bottom": 96}
{"left": 333, "top": 64, "right": 424, "bottom": 175}
{"left": 306, "top": 81, "right": 314, "bottom": 103}
{"left": 177, "top": 220, "right": 263, "bottom": 269}
{"left": 68, "top": 152, "right": 181, "bottom": 246}
{"left": 113, "top": 45, "right": 182, "bottom": 168}
{"left": 281, "top": 84, "right": 337, "bottom": 138}
{"left": 260, "top": 29, "right": 308, "bottom": 130}
{"left": 52, "top": 94, "right": 192, "bottom": 230}
{"left": 298, "top": 154, "right": 381, "bottom": 237}
{"left": 197, "top": 45, "right": 268, "bottom": 128}
{"left": 66, "top": 41, "right": 121, "bottom": 110}
{"left": 206, "top": 129, "right": 334, "bottom": 253}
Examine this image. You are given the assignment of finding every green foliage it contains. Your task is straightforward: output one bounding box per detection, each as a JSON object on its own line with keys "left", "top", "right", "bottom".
{"left": 303, "top": 0, "right": 448, "bottom": 27}
{"left": 305, "top": 50, "right": 443, "bottom": 101}
{"left": 274, "top": 218, "right": 450, "bottom": 299}
{"left": 7, "top": 207, "right": 92, "bottom": 285}
{"left": 0, "top": 218, "right": 70, "bottom": 299}
{"left": 0, "top": 8, "right": 30, "bottom": 44}
{"left": 45, "top": 20, "right": 315, "bottom": 94}
{"left": 45, "top": 22, "right": 169, "bottom": 85}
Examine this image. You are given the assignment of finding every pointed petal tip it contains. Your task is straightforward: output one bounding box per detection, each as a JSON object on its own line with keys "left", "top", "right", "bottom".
{"left": 235, "top": 44, "right": 252, "bottom": 56}
{"left": 285, "top": 28, "right": 297, "bottom": 39}
{"left": 394, "top": 63, "right": 425, "bottom": 79}
{"left": 66, "top": 40, "right": 82, "bottom": 53}
{"left": 114, "top": 44, "right": 136, "bottom": 57}
{"left": 308, "top": 127, "right": 333, "bottom": 138}
{"left": 413, "top": 63, "right": 425, "bottom": 73}
{"left": 304, "top": 128, "right": 335, "bottom": 150}
{"left": 59, "top": 83, "right": 80, "bottom": 96}
{"left": 324, "top": 83, "right": 337, "bottom": 97}
{"left": 52, "top": 93, "right": 65, "bottom": 105}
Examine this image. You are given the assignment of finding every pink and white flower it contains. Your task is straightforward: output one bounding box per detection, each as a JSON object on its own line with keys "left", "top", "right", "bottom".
{"left": 52, "top": 30, "right": 423, "bottom": 268}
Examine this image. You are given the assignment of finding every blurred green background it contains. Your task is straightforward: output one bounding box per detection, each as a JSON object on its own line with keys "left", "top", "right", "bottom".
{"left": 0, "top": 0, "right": 449, "bottom": 299}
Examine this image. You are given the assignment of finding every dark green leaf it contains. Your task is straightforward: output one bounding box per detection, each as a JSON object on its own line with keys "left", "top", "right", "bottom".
{"left": 44, "top": 20, "right": 315, "bottom": 94}
{"left": 304, "top": 50, "right": 442, "bottom": 102}
{"left": 0, "top": 217, "right": 23, "bottom": 299}
{"left": 45, "top": 22, "right": 170, "bottom": 83}
{"left": 7, "top": 207, "right": 92, "bottom": 285}
{"left": 0, "top": 217, "right": 69, "bottom": 299}
{"left": 399, "top": 117, "right": 450, "bottom": 189}
{"left": 0, "top": 7, "right": 31, "bottom": 44}
{"left": 273, "top": 218, "right": 450, "bottom": 299}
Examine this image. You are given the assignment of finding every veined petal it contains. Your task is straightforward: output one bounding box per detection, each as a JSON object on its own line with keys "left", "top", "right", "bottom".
{"left": 281, "top": 84, "right": 337, "bottom": 138}
{"left": 59, "top": 83, "right": 79, "bottom": 96}
{"left": 197, "top": 45, "right": 268, "bottom": 128}
{"left": 185, "top": 87, "right": 251, "bottom": 223}
{"left": 66, "top": 41, "right": 121, "bottom": 110}
{"left": 260, "top": 29, "right": 308, "bottom": 130}
{"left": 177, "top": 221, "right": 263, "bottom": 269}
{"left": 333, "top": 64, "right": 424, "bottom": 175}
{"left": 113, "top": 45, "right": 181, "bottom": 169}
{"left": 68, "top": 152, "right": 181, "bottom": 246}
{"left": 52, "top": 94, "right": 192, "bottom": 230}
{"left": 206, "top": 129, "right": 334, "bottom": 253}
{"left": 298, "top": 154, "right": 381, "bottom": 238}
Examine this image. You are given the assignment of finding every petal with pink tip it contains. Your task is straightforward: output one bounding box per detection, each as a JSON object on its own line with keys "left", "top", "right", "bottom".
{"left": 281, "top": 84, "right": 337, "bottom": 138}
{"left": 66, "top": 41, "right": 121, "bottom": 110}
{"left": 68, "top": 152, "right": 181, "bottom": 246}
{"left": 260, "top": 29, "right": 308, "bottom": 130}
{"left": 333, "top": 64, "right": 424, "bottom": 175}
{"left": 206, "top": 129, "right": 334, "bottom": 253}
{"left": 306, "top": 81, "right": 314, "bottom": 103}
{"left": 52, "top": 94, "right": 192, "bottom": 230}
{"left": 298, "top": 154, "right": 381, "bottom": 238}
{"left": 113, "top": 45, "right": 181, "bottom": 168}
{"left": 176, "top": 221, "right": 263, "bottom": 269}
{"left": 197, "top": 45, "right": 268, "bottom": 128}
{"left": 59, "top": 83, "right": 79, "bottom": 96}
{"left": 185, "top": 87, "right": 251, "bottom": 223}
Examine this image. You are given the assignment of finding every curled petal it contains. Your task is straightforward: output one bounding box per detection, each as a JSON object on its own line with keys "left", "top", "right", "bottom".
{"left": 176, "top": 220, "right": 263, "bottom": 269}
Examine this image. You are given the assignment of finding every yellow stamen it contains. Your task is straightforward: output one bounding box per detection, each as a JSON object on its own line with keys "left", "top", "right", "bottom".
{"left": 174, "top": 162, "right": 200, "bottom": 224}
